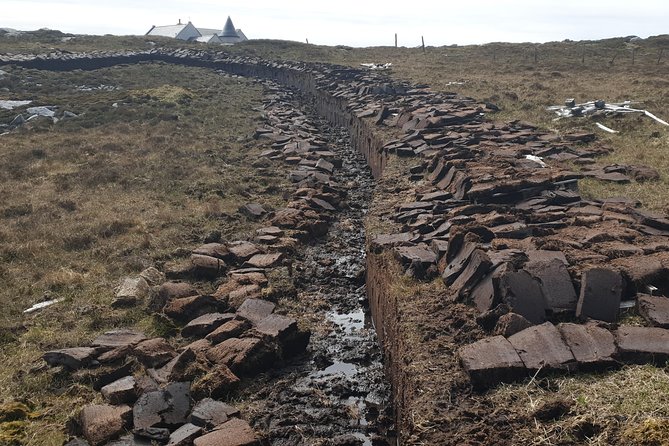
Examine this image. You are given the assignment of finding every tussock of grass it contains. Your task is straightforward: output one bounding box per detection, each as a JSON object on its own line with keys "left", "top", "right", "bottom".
{"left": 489, "top": 365, "right": 669, "bottom": 445}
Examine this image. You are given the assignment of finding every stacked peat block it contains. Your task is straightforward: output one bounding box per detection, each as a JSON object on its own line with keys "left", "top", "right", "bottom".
{"left": 40, "top": 77, "right": 360, "bottom": 445}
{"left": 321, "top": 58, "right": 669, "bottom": 388}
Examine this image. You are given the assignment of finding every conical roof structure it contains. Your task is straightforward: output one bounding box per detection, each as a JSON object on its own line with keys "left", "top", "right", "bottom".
{"left": 221, "top": 16, "right": 239, "bottom": 38}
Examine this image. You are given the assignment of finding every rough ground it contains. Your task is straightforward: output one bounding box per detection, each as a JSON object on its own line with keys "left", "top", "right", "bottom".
{"left": 2, "top": 32, "right": 669, "bottom": 446}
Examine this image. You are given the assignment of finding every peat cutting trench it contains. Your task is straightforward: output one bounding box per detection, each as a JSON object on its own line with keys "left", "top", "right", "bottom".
{"left": 3, "top": 48, "right": 669, "bottom": 446}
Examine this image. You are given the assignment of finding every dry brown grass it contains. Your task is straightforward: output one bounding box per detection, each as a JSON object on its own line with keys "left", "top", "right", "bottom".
{"left": 489, "top": 365, "right": 669, "bottom": 445}
{"left": 0, "top": 61, "right": 291, "bottom": 444}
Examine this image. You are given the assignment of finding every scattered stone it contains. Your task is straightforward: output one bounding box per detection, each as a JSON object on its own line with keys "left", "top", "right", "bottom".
{"left": 191, "top": 365, "right": 241, "bottom": 399}
{"left": 459, "top": 335, "right": 526, "bottom": 388}
{"left": 96, "top": 345, "right": 131, "bottom": 364}
{"left": 450, "top": 249, "right": 492, "bottom": 299}
{"left": 206, "top": 319, "right": 251, "bottom": 344}
{"left": 256, "top": 226, "right": 283, "bottom": 237}
{"left": 80, "top": 404, "right": 131, "bottom": 446}
{"left": 193, "top": 418, "right": 259, "bottom": 446}
{"left": 190, "top": 398, "right": 230, "bottom": 428}
{"left": 370, "top": 233, "right": 413, "bottom": 250}
{"left": 493, "top": 313, "right": 532, "bottom": 337}
{"left": 132, "top": 338, "right": 177, "bottom": 368}
{"left": 92, "top": 329, "right": 147, "bottom": 350}
{"left": 76, "top": 360, "right": 135, "bottom": 392}
{"left": 164, "top": 294, "right": 220, "bottom": 322}
{"left": 498, "top": 270, "right": 546, "bottom": 324}
{"left": 394, "top": 245, "right": 437, "bottom": 266}
{"left": 139, "top": 267, "right": 165, "bottom": 286}
{"left": 193, "top": 243, "right": 231, "bottom": 260}
{"left": 525, "top": 257, "right": 577, "bottom": 313}
{"left": 236, "top": 298, "right": 276, "bottom": 325}
{"left": 182, "top": 313, "right": 236, "bottom": 338}
{"left": 255, "top": 314, "right": 309, "bottom": 355}
{"left": 228, "top": 242, "right": 261, "bottom": 262}
{"left": 133, "top": 382, "right": 190, "bottom": 430}
{"left": 190, "top": 254, "right": 227, "bottom": 278}
{"left": 149, "top": 282, "right": 198, "bottom": 312}
{"left": 133, "top": 427, "right": 170, "bottom": 442}
{"left": 442, "top": 239, "right": 477, "bottom": 285}
{"left": 637, "top": 294, "right": 669, "bottom": 328}
{"left": 132, "top": 390, "right": 168, "bottom": 430}
{"left": 101, "top": 376, "right": 137, "bottom": 405}
{"left": 558, "top": 323, "right": 617, "bottom": 367}
{"left": 113, "top": 277, "right": 150, "bottom": 308}
{"left": 167, "top": 423, "right": 203, "bottom": 446}
{"left": 240, "top": 203, "right": 267, "bottom": 219}
{"left": 206, "top": 337, "right": 276, "bottom": 376}
{"left": 245, "top": 252, "right": 283, "bottom": 268}
{"left": 134, "top": 376, "right": 159, "bottom": 396}
{"left": 612, "top": 256, "right": 667, "bottom": 294}
{"left": 508, "top": 322, "right": 576, "bottom": 371}
{"left": 616, "top": 326, "right": 669, "bottom": 362}
{"left": 629, "top": 165, "right": 660, "bottom": 182}
{"left": 43, "top": 347, "right": 97, "bottom": 370}
{"left": 150, "top": 348, "right": 204, "bottom": 383}
{"left": 576, "top": 268, "right": 623, "bottom": 322}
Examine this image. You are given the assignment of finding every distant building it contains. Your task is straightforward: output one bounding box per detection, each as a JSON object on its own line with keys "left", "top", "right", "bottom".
{"left": 145, "top": 16, "right": 248, "bottom": 45}
{"left": 145, "top": 20, "right": 201, "bottom": 41}
{"left": 217, "top": 16, "right": 246, "bottom": 45}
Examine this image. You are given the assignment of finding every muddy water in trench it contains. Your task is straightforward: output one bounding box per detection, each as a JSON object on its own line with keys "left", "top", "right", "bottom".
{"left": 250, "top": 97, "right": 394, "bottom": 445}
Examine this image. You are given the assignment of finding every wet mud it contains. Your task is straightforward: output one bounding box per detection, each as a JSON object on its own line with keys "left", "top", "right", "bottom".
{"left": 247, "top": 91, "right": 394, "bottom": 446}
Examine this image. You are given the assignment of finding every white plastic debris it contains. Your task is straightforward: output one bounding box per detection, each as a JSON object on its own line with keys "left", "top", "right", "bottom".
{"left": 596, "top": 122, "right": 619, "bottom": 134}
{"left": 24, "top": 298, "right": 63, "bottom": 314}
{"left": 524, "top": 154, "right": 548, "bottom": 168}
{"left": 360, "top": 63, "right": 392, "bottom": 70}
{"left": 548, "top": 99, "right": 669, "bottom": 128}
{"left": 644, "top": 110, "right": 669, "bottom": 126}
{"left": 0, "top": 100, "right": 32, "bottom": 110}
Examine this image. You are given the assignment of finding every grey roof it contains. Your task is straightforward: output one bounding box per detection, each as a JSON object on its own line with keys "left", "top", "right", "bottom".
{"left": 236, "top": 29, "right": 248, "bottom": 41}
{"left": 197, "top": 27, "right": 221, "bottom": 36}
{"left": 221, "top": 16, "right": 239, "bottom": 38}
{"left": 196, "top": 34, "right": 221, "bottom": 44}
{"left": 146, "top": 24, "right": 188, "bottom": 38}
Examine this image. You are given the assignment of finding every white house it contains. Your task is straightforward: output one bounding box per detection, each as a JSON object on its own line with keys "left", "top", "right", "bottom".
{"left": 145, "top": 20, "right": 201, "bottom": 41}
{"left": 145, "top": 17, "right": 248, "bottom": 45}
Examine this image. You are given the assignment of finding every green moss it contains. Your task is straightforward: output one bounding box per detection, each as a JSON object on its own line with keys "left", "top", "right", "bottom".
{"left": 622, "top": 418, "right": 669, "bottom": 446}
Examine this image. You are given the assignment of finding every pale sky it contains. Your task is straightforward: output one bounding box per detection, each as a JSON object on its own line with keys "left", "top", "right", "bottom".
{"left": 3, "top": 0, "right": 668, "bottom": 47}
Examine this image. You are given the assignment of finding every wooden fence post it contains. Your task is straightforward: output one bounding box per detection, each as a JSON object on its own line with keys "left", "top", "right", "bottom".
{"left": 395, "top": 33, "right": 397, "bottom": 48}
{"left": 658, "top": 48, "right": 664, "bottom": 64}
{"left": 422, "top": 36, "right": 425, "bottom": 53}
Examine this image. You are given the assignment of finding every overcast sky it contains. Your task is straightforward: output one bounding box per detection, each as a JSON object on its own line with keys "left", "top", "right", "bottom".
{"left": 3, "top": 0, "right": 668, "bottom": 47}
